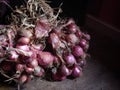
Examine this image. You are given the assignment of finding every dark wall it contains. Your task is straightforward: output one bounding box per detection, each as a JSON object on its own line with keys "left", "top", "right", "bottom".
{"left": 87, "top": 0, "right": 120, "bottom": 29}
{"left": 50, "top": 0, "right": 88, "bottom": 26}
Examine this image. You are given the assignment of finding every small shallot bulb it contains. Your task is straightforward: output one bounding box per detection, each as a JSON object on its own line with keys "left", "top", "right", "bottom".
{"left": 25, "top": 67, "right": 34, "bottom": 74}
{"left": 30, "top": 59, "right": 38, "bottom": 68}
{"left": 64, "top": 54, "right": 76, "bottom": 66}
{"left": 34, "top": 66, "right": 45, "bottom": 77}
{"left": 59, "top": 65, "right": 70, "bottom": 76}
{"left": 67, "top": 23, "right": 77, "bottom": 33}
{"left": 67, "top": 34, "right": 79, "bottom": 44}
{"left": 76, "top": 30, "right": 82, "bottom": 38}
{"left": 52, "top": 72, "right": 66, "bottom": 81}
{"left": 72, "top": 65, "right": 82, "bottom": 78}
{"left": 72, "top": 46, "right": 84, "bottom": 57}
{"left": 38, "top": 52, "right": 54, "bottom": 67}
{"left": 79, "top": 39, "right": 87, "bottom": 48}
{"left": 16, "top": 64, "right": 24, "bottom": 72}
{"left": 18, "top": 37, "right": 30, "bottom": 45}
{"left": 19, "top": 74, "right": 28, "bottom": 84}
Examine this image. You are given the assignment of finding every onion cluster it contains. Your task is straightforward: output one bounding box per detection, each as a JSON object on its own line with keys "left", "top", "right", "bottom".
{"left": 0, "top": 0, "right": 90, "bottom": 86}
{"left": 0, "top": 18, "right": 90, "bottom": 84}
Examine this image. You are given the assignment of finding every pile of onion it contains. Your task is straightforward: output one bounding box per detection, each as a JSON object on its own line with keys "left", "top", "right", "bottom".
{"left": 0, "top": 0, "right": 90, "bottom": 87}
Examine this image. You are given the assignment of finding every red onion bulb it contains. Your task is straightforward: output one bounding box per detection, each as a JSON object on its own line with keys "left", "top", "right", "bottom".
{"left": 72, "top": 65, "right": 82, "bottom": 78}
{"left": 72, "top": 46, "right": 84, "bottom": 57}
{"left": 64, "top": 54, "right": 76, "bottom": 66}
{"left": 38, "top": 52, "right": 54, "bottom": 67}
{"left": 34, "top": 66, "right": 45, "bottom": 77}
{"left": 16, "top": 64, "right": 24, "bottom": 72}
{"left": 30, "top": 59, "right": 38, "bottom": 68}
{"left": 19, "top": 75, "right": 28, "bottom": 83}
{"left": 67, "top": 34, "right": 79, "bottom": 44}
{"left": 18, "top": 37, "right": 30, "bottom": 45}
{"left": 52, "top": 72, "right": 66, "bottom": 81}
{"left": 59, "top": 65, "right": 70, "bottom": 76}
{"left": 67, "top": 23, "right": 77, "bottom": 33}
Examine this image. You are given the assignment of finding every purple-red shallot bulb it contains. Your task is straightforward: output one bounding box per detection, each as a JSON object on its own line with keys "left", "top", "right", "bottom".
{"left": 52, "top": 72, "right": 66, "bottom": 81}
{"left": 25, "top": 67, "right": 34, "bottom": 74}
{"left": 34, "top": 66, "right": 45, "bottom": 77}
{"left": 18, "top": 37, "right": 30, "bottom": 45}
{"left": 37, "top": 51, "right": 54, "bottom": 67}
{"left": 64, "top": 54, "right": 76, "bottom": 66}
{"left": 59, "top": 65, "right": 70, "bottom": 76}
{"left": 67, "top": 23, "right": 77, "bottom": 33}
{"left": 29, "top": 59, "right": 38, "bottom": 68}
{"left": 72, "top": 46, "right": 84, "bottom": 57}
{"left": 72, "top": 65, "right": 82, "bottom": 78}
{"left": 67, "top": 34, "right": 79, "bottom": 44}
{"left": 16, "top": 64, "right": 24, "bottom": 72}
{"left": 19, "top": 74, "right": 28, "bottom": 84}
{"left": 79, "top": 39, "right": 87, "bottom": 48}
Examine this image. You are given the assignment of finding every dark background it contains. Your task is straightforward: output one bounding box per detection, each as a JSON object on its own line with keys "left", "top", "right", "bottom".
{"left": 0, "top": 0, "right": 88, "bottom": 26}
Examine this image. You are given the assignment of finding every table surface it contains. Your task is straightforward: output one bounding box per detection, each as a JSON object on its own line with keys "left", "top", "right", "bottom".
{"left": 0, "top": 59, "right": 120, "bottom": 90}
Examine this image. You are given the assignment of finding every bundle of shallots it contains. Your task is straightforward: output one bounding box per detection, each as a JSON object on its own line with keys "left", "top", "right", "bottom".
{"left": 0, "top": 0, "right": 90, "bottom": 87}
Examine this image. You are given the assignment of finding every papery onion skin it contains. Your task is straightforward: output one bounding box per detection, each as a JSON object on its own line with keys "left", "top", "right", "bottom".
{"left": 16, "top": 45, "right": 30, "bottom": 51}
{"left": 52, "top": 72, "right": 66, "bottom": 81}
{"left": 19, "top": 75, "right": 28, "bottom": 84}
{"left": 19, "top": 29, "right": 33, "bottom": 38}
